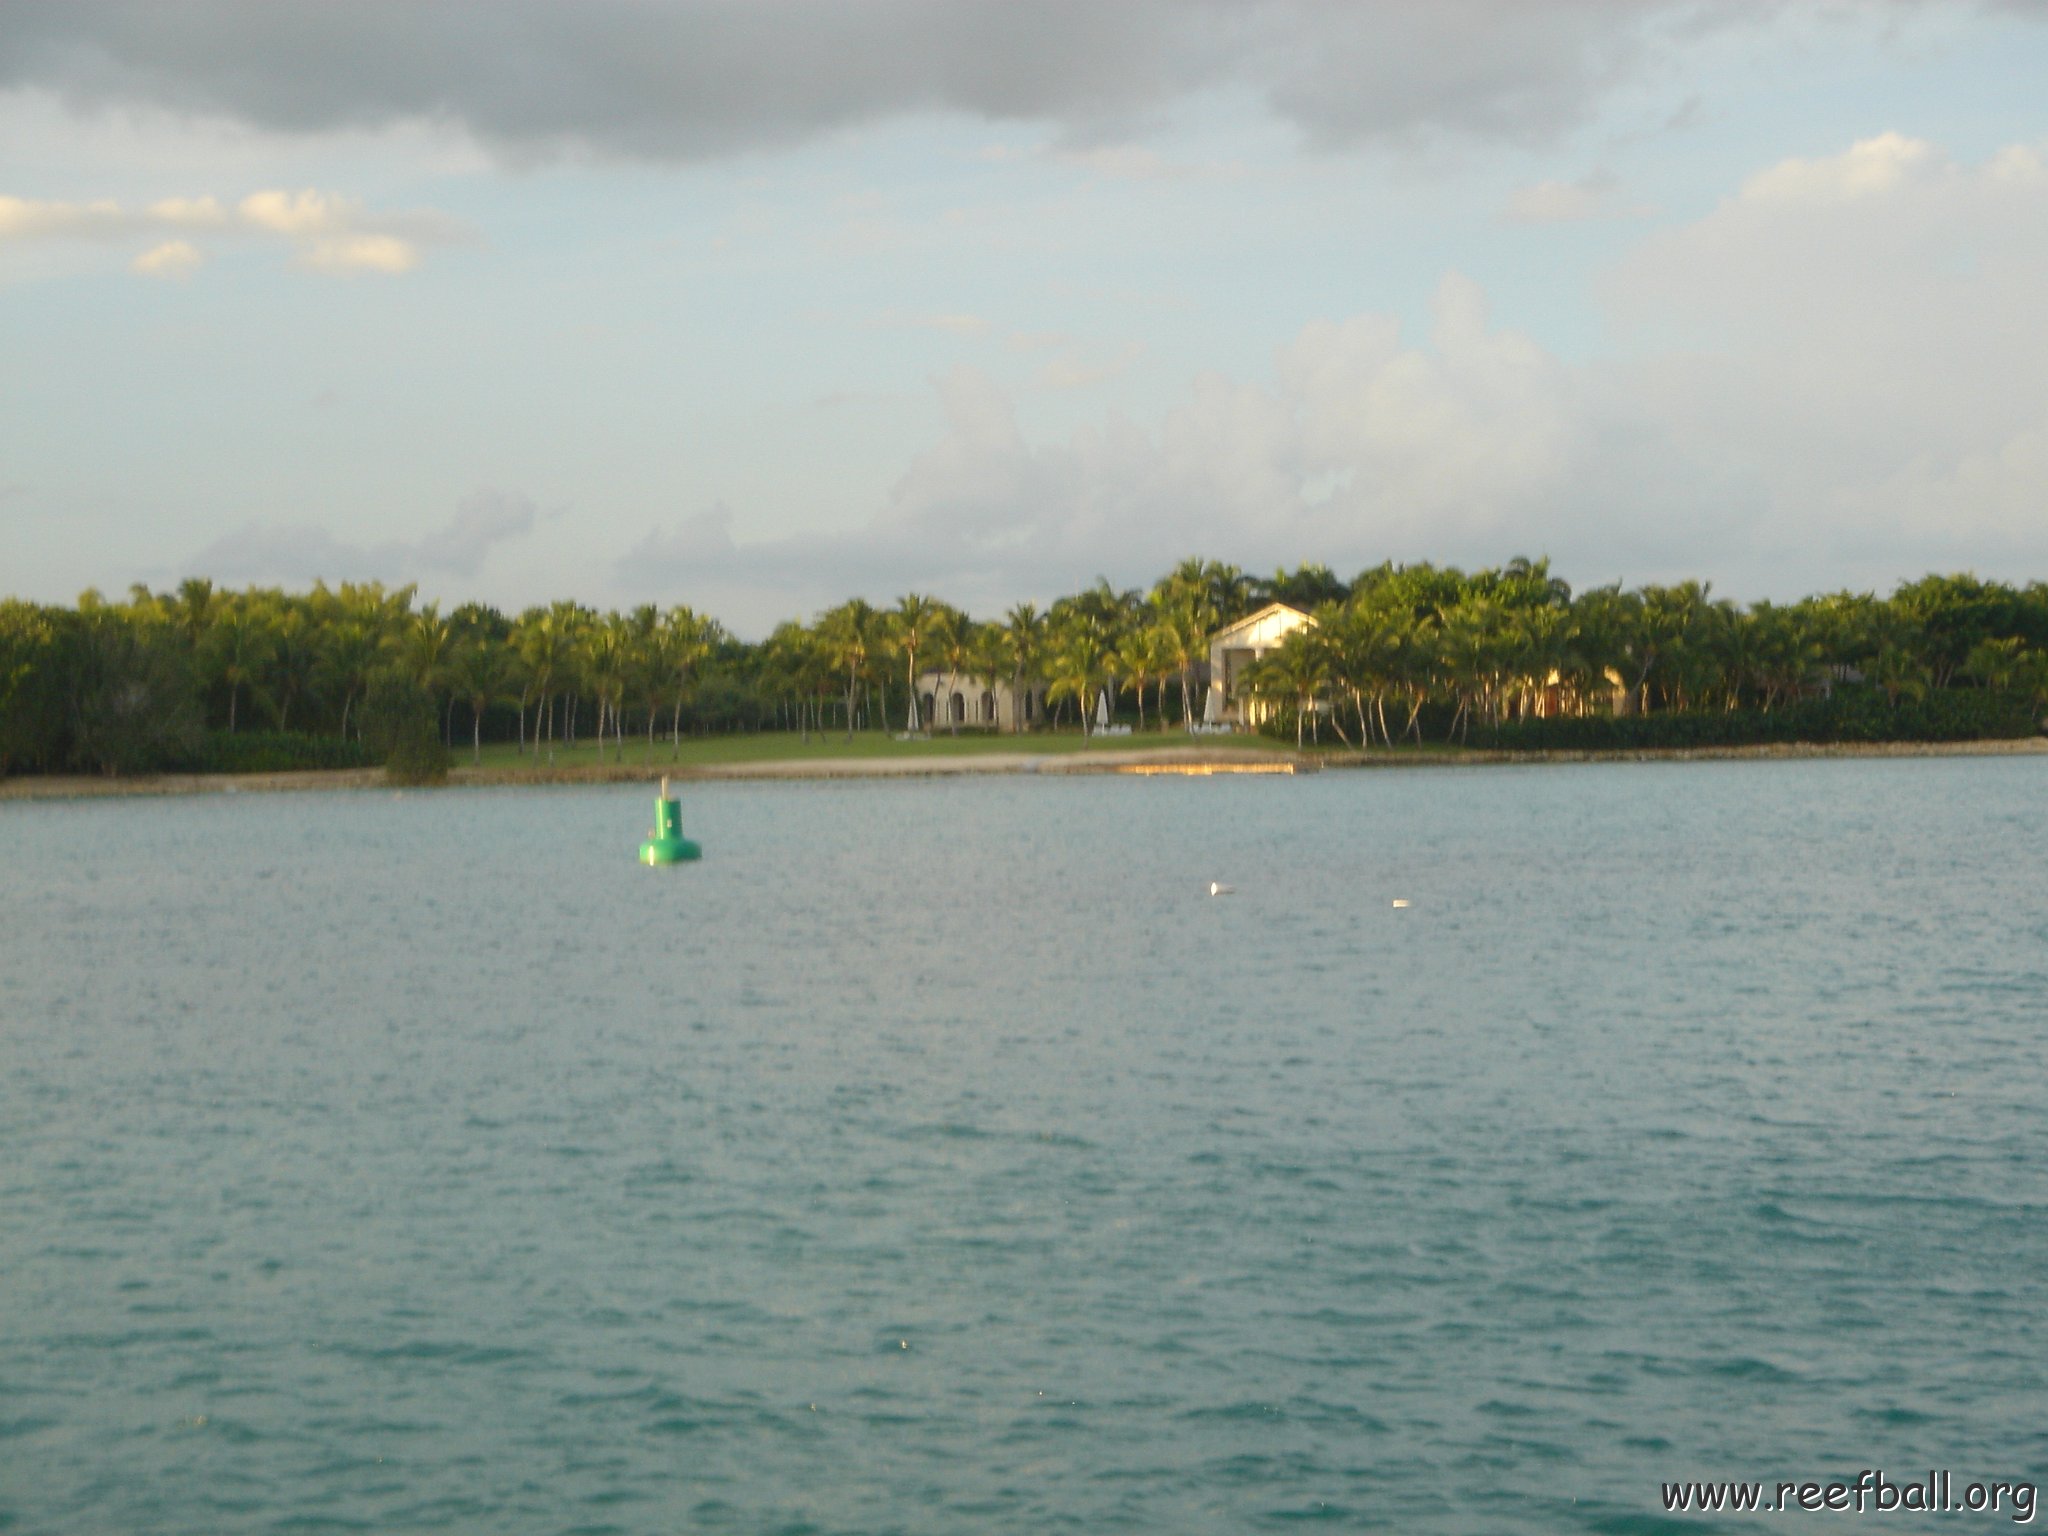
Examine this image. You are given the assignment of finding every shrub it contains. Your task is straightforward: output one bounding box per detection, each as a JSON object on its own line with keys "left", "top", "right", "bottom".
{"left": 358, "top": 676, "right": 450, "bottom": 785}
{"left": 64, "top": 616, "right": 203, "bottom": 775}
{"left": 175, "top": 731, "right": 377, "bottom": 774}
{"left": 1471, "top": 687, "right": 2038, "bottom": 752}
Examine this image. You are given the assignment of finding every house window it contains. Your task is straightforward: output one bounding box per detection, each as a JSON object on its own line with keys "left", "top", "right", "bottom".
{"left": 920, "top": 691, "right": 934, "bottom": 724}
{"left": 949, "top": 692, "right": 965, "bottom": 723}
{"left": 981, "top": 690, "right": 995, "bottom": 722}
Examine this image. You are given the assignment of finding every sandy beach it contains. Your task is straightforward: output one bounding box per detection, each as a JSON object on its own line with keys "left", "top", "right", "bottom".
{"left": 2, "top": 735, "right": 2042, "bottom": 802}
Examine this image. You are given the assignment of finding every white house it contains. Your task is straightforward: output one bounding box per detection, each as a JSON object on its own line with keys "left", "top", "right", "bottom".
{"left": 1206, "top": 602, "right": 1315, "bottom": 728}
{"left": 913, "top": 670, "right": 1048, "bottom": 733}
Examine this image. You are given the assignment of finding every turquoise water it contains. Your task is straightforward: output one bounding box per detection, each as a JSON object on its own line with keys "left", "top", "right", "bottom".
{"left": 4, "top": 759, "right": 2046, "bottom": 1532}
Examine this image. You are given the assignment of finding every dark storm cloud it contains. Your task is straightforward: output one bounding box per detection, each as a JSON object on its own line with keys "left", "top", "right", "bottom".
{"left": 0, "top": 0, "right": 1779, "bottom": 161}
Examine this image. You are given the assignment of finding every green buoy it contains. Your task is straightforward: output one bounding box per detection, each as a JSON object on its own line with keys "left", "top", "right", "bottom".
{"left": 640, "top": 776, "right": 701, "bottom": 865}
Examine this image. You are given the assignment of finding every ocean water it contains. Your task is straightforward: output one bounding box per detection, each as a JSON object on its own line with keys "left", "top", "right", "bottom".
{"left": 3, "top": 758, "right": 2046, "bottom": 1533}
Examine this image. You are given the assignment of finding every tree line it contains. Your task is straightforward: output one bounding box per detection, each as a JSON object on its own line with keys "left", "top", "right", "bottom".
{"left": 2, "top": 558, "right": 2044, "bottom": 776}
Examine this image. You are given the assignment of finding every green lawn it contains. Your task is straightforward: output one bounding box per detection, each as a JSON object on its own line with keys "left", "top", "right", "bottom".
{"left": 467, "top": 728, "right": 1294, "bottom": 771}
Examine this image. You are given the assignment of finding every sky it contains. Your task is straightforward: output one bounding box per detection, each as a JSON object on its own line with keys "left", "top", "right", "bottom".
{"left": 3, "top": 0, "right": 2047, "bottom": 637}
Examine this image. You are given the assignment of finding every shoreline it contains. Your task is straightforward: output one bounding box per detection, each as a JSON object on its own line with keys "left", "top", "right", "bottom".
{"left": 2, "top": 735, "right": 2042, "bottom": 802}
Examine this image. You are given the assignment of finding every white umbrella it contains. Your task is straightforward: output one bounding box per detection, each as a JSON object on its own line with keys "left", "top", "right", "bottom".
{"left": 1095, "top": 689, "right": 1111, "bottom": 728}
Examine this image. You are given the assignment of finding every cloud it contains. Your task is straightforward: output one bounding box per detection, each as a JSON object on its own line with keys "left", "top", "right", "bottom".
{"left": 1739, "top": 130, "right": 1941, "bottom": 205}
{"left": 1049, "top": 143, "right": 1240, "bottom": 182}
{"left": 1039, "top": 341, "right": 1145, "bottom": 390}
{"left": 1503, "top": 170, "right": 1643, "bottom": 224}
{"left": 0, "top": 185, "right": 460, "bottom": 274}
{"left": 189, "top": 490, "right": 537, "bottom": 585}
{"left": 610, "top": 287, "right": 1604, "bottom": 627}
{"left": 0, "top": 194, "right": 125, "bottom": 239}
{"left": 611, "top": 133, "right": 2048, "bottom": 629}
{"left": 0, "top": 1, "right": 1967, "bottom": 164}
{"left": 291, "top": 231, "right": 418, "bottom": 274}
{"left": 1602, "top": 133, "right": 2048, "bottom": 575}
{"left": 131, "top": 237, "right": 201, "bottom": 277}
{"left": 145, "top": 194, "right": 226, "bottom": 226}
{"left": 866, "top": 310, "right": 989, "bottom": 337}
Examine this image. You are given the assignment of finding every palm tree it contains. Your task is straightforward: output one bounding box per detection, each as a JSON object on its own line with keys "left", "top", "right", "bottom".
{"left": 200, "top": 600, "right": 275, "bottom": 734}
{"left": 388, "top": 603, "right": 457, "bottom": 744}
{"left": 447, "top": 640, "right": 521, "bottom": 764}
{"left": 1147, "top": 589, "right": 1213, "bottom": 731}
{"left": 172, "top": 577, "right": 216, "bottom": 653}
{"left": 818, "top": 598, "right": 879, "bottom": 741}
{"left": 261, "top": 607, "right": 321, "bottom": 731}
{"left": 626, "top": 603, "right": 664, "bottom": 745}
{"left": 965, "top": 620, "right": 1008, "bottom": 729}
{"left": 1043, "top": 615, "right": 1107, "bottom": 734}
{"left": 760, "top": 621, "right": 824, "bottom": 739}
{"left": 1325, "top": 600, "right": 1400, "bottom": 746}
{"left": 1244, "top": 630, "right": 1328, "bottom": 749}
{"left": 928, "top": 605, "right": 972, "bottom": 734}
{"left": 578, "top": 613, "right": 634, "bottom": 761}
{"left": 317, "top": 619, "right": 381, "bottom": 741}
{"left": 1116, "top": 624, "right": 1177, "bottom": 732}
{"left": 655, "top": 606, "right": 713, "bottom": 752}
{"left": 515, "top": 605, "right": 578, "bottom": 753}
{"left": 890, "top": 593, "right": 941, "bottom": 732}
{"left": 1001, "top": 602, "right": 1047, "bottom": 731}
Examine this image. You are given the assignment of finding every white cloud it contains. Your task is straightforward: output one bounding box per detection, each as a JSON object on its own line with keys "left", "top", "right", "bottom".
{"left": 0, "top": 194, "right": 127, "bottom": 240}
{"left": 145, "top": 195, "right": 227, "bottom": 227}
{"left": 1739, "top": 131, "right": 1938, "bottom": 205}
{"left": 0, "top": 186, "right": 460, "bottom": 277}
{"left": 1504, "top": 170, "right": 1642, "bottom": 224}
{"left": 293, "top": 232, "right": 419, "bottom": 275}
{"left": 623, "top": 133, "right": 2048, "bottom": 628}
{"left": 131, "top": 239, "right": 203, "bottom": 278}
{"left": 616, "top": 280, "right": 1601, "bottom": 626}
{"left": 1039, "top": 341, "right": 1146, "bottom": 391}
{"left": 1049, "top": 143, "right": 1242, "bottom": 183}
{"left": 866, "top": 310, "right": 990, "bottom": 337}
{"left": 238, "top": 188, "right": 351, "bottom": 235}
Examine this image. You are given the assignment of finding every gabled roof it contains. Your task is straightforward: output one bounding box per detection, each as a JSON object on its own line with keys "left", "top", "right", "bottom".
{"left": 1208, "top": 601, "right": 1315, "bottom": 645}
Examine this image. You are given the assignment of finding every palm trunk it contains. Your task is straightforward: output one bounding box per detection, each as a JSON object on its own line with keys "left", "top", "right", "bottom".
{"left": 473, "top": 709, "right": 482, "bottom": 765}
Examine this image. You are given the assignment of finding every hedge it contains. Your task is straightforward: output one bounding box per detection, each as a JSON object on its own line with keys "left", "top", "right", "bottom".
{"left": 172, "top": 730, "right": 379, "bottom": 774}
{"left": 1470, "top": 688, "right": 2039, "bottom": 752}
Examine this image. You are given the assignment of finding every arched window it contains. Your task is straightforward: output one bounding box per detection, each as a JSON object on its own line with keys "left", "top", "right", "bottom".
{"left": 949, "top": 691, "right": 965, "bottom": 723}
{"left": 981, "top": 690, "right": 996, "bottom": 722}
{"left": 920, "top": 691, "right": 935, "bottom": 725}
